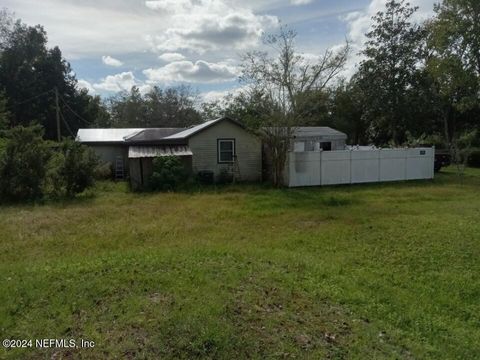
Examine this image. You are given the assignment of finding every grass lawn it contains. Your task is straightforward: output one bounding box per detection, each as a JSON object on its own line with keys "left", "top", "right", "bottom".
{"left": 1, "top": 167, "right": 479, "bottom": 359}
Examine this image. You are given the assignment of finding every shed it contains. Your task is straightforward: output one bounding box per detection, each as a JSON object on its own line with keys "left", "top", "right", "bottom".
{"left": 292, "top": 127, "right": 347, "bottom": 151}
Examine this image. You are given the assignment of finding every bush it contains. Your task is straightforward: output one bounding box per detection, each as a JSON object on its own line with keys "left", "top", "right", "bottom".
{"left": 94, "top": 161, "right": 113, "bottom": 180}
{"left": 55, "top": 139, "right": 99, "bottom": 197}
{"left": 0, "top": 125, "right": 51, "bottom": 202}
{"left": 0, "top": 127, "right": 98, "bottom": 201}
{"left": 467, "top": 148, "right": 480, "bottom": 168}
{"left": 148, "top": 156, "right": 188, "bottom": 191}
{"left": 44, "top": 149, "right": 66, "bottom": 198}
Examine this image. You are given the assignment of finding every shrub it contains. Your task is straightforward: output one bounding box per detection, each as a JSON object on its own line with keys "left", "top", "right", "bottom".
{"left": 0, "top": 137, "right": 7, "bottom": 156}
{"left": 148, "top": 156, "right": 188, "bottom": 191}
{"left": 44, "top": 149, "right": 66, "bottom": 198}
{"left": 94, "top": 161, "right": 113, "bottom": 180}
{"left": 55, "top": 139, "right": 99, "bottom": 197}
{"left": 0, "top": 125, "right": 51, "bottom": 202}
{"left": 467, "top": 148, "right": 480, "bottom": 168}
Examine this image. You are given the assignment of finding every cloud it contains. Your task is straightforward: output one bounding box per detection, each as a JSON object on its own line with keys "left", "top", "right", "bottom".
{"left": 145, "top": 0, "right": 192, "bottom": 12}
{"left": 77, "top": 79, "right": 95, "bottom": 94}
{"left": 291, "top": 0, "right": 313, "bottom": 5}
{"left": 146, "top": 1, "right": 278, "bottom": 53}
{"left": 4, "top": 0, "right": 277, "bottom": 58}
{"left": 143, "top": 60, "right": 238, "bottom": 84}
{"left": 93, "top": 71, "right": 139, "bottom": 92}
{"left": 158, "top": 52, "right": 186, "bottom": 62}
{"left": 200, "top": 86, "right": 247, "bottom": 103}
{"left": 102, "top": 55, "right": 123, "bottom": 67}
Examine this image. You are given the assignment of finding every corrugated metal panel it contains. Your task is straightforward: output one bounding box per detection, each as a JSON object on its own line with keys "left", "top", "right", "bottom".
{"left": 124, "top": 128, "right": 184, "bottom": 142}
{"left": 77, "top": 128, "right": 145, "bottom": 142}
{"left": 128, "top": 145, "right": 193, "bottom": 158}
{"left": 163, "top": 119, "right": 220, "bottom": 140}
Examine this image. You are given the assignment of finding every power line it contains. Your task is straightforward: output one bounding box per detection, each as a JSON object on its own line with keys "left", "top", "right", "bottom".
{"left": 10, "top": 88, "right": 55, "bottom": 107}
{"left": 59, "top": 108, "right": 75, "bottom": 138}
{"left": 59, "top": 95, "right": 91, "bottom": 126}
{"left": 8, "top": 88, "right": 91, "bottom": 139}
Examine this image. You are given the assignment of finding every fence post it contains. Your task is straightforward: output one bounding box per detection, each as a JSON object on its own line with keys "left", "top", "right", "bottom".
{"left": 289, "top": 152, "right": 294, "bottom": 187}
{"left": 431, "top": 146, "right": 435, "bottom": 179}
{"left": 378, "top": 149, "right": 381, "bottom": 181}
{"left": 319, "top": 150, "right": 323, "bottom": 186}
{"left": 350, "top": 149, "right": 353, "bottom": 184}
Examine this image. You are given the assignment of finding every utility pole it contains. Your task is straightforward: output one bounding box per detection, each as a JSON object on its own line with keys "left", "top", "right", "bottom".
{"left": 55, "top": 87, "right": 61, "bottom": 141}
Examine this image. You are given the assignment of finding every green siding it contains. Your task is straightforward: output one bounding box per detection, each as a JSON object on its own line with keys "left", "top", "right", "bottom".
{"left": 188, "top": 121, "right": 262, "bottom": 181}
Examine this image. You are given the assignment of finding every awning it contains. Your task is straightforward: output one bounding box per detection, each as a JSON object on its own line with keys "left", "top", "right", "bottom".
{"left": 128, "top": 145, "right": 193, "bottom": 158}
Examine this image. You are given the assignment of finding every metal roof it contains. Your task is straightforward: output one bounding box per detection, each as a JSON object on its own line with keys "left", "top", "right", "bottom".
{"left": 262, "top": 126, "right": 347, "bottom": 139}
{"left": 124, "top": 128, "right": 184, "bottom": 142}
{"left": 77, "top": 128, "right": 145, "bottom": 143}
{"left": 164, "top": 117, "right": 243, "bottom": 140}
{"left": 294, "top": 127, "right": 347, "bottom": 139}
{"left": 128, "top": 145, "right": 193, "bottom": 158}
{"left": 76, "top": 119, "right": 235, "bottom": 143}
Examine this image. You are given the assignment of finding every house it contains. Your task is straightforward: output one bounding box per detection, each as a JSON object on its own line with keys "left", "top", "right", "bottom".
{"left": 76, "top": 117, "right": 262, "bottom": 189}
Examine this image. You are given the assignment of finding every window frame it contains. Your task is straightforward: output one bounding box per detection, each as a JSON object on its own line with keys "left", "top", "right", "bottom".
{"left": 217, "top": 138, "right": 236, "bottom": 164}
{"left": 320, "top": 141, "right": 332, "bottom": 151}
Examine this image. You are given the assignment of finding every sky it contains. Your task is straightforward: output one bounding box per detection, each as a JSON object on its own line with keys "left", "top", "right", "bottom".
{"left": 3, "top": 0, "right": 437, "bottom": 101}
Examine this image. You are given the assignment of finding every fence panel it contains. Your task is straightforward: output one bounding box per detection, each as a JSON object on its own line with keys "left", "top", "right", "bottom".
{"left": 379, "top": 149, "right": 408, "bottom": 181}
{"left": 321, "top": 151, "right": 350, "bottom": 185}
{"left": 287, "top": 152, "right": 321, "bottom": 187}
{"left": 351, "top": 149, "right": 380, "bottom": 183}
{"left": 405, "top": 148, "right": 435, "bottom": 180}
{"left": 287, "top": 147, "right": 434, "bottom": 187}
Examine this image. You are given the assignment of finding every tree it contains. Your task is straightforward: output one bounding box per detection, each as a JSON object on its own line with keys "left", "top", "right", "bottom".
{"left": 0, "top": 9, "right": 14, "bottom": 50}
{"left": 107, "top": 85, "right": 202, "bottom": 128}
{"left": 240, "top": 26, "right": 349, "bottom": 185}
{"left": 426, "top": 0, "right": 480, "bottom": 144}
{"left": 107, "top": 87, "right": 147, "bottom": 127}
{"left": 0, "top": 125, "right": 51, "bottom": 201}
{"left": 0, "top": 91, "right": 10, "bottom": 130}
{"left": 356, "top": 0, "right": 427, "bottom": 145}
{"left": 330, "top": 79, "right": 369, "bottom": 145}
{"left": 433, "top": 0, "right": 480, "bottom": 77}
{"left": 0, "top": 11, "right": 108, "bottom": 138}
{"left": 421, "top": 0, "right": 480, "bottom": 178}
{"left": 144, "top": 85, "right": 201, "bottom": 127}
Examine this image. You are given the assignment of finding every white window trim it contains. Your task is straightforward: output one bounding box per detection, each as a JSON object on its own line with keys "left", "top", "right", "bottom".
{"left": 217, "top": 139, "right": 235, "bottom": 163}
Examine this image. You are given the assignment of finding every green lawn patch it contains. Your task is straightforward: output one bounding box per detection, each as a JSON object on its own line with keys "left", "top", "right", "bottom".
{"left": 1, "top": 167, "right": 479, "bottom": 359}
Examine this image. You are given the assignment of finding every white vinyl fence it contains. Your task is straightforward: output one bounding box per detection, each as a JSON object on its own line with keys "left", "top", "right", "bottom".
{"left": 286, "top": 147, "right": 434, "bottom": 187}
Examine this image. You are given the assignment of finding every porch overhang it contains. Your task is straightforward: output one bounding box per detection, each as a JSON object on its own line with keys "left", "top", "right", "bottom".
{"left": 128, "top": 145, "right": 193, "bottom": 158}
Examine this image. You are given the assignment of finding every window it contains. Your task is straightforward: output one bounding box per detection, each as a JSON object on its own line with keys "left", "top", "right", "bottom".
{"left": 217, "top": 139, "right": 235, "bottom": 163}
{"left": 320, "top": 142, "right": 332, "bottom": 151}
